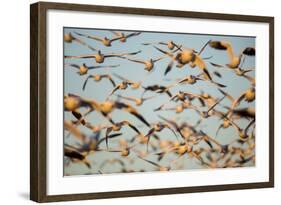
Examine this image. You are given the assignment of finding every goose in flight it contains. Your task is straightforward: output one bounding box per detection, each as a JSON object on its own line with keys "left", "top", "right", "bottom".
{"left": 65, "top": 50, "right": 141, "bottom": 64}
{"left": 195, "top": 96, "right": 226, "bottom": 119}
{"left": 157, "top": 115, "right": 188, "bottom": 140}
{"left": 65, "top": 63, "right": 120, "bottom": 75}
{"left": 74, "top": 31, "right": 123, "bottom": 47}
{"left": 209, "top": 40, "right": 255, "bottom": 68}
{"left": 215, "top": 114, "right": 243, "bottom": 137}
{"left": 153, "top": 46, "right": 183, "bottom": 75}
{"left": 167, "top": 74, "right": 226, "bottom": 90}
{"left": 64, "top": 144, "right": 91, "bottom": 168}
{"left": 125, "top": 56, "right": 164, "bottom": 72}
{"left": 82, "top": 74, "right": 116, "bottom": 90}
{"left": 142, "top": 40, "right": 181, "bottom": 50}
{"left": 64, "top": 93, "right": 93, "bottom": 125}
{"left": 209, "top": 53, "right": 255, "bottom": 77}
{"left": 144, "top": 122, "right": 179, "bottom": 147}
{"left": 115, "top": 94, "right": 156, "bottom": 106}
{"left": 106, "top": 81, "right": 135, "bottom": 98}
{"left": 154, "top": 91, "right": 205, "bottom": 111}
{"left": 232, "top": 107, "right": 255, "bottom": 119}
{"left": 210, "top": 62, "right": 255, "bottom": 77}
{"left": 64, "top": 32, "right": 97, "bottom": 51}
{"left": 105, "top": 121, "right": 142, "bottom": 149}
{"left": 198, "top": 130, "right": 225, "bottom": 153}
{"left": 110, "top": 31, "right": 141, "bottom": 42}
{"left": 65, "top": 121, "right": 122, "bottom": 154}
{"left": 171, "top": 40, "right": 213, "bottom": 80}
{"left": 64, "top": 94, "right": 150, "bottom": 127}
{"left": 142, "top": 84, "right": 173, "bottom": 97}
{"left": 231, "top": 87, "right": 256, "bottom": 108}
{"left": 113, "top": 73, "right": 145, "bottom": 89}
{"left": 103, "top": 142, "right": 138, "bottom": 157}
{"left": 137, "top": 156, "right": 171, "bottom": 171}
{"left": 156, "top": 101, "right": 198, "bottom": 114}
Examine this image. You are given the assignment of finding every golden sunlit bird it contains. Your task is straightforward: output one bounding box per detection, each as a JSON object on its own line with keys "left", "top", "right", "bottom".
{"left": 106, "top": 81, "right": 134, "bottom": 98}
{"left": 104, "top": 142, "right": 138, "bottom": 157}
{"left": 113, "top": 73, "right": 146, "bottom": 89}
{"left": 232, "top": 107, "right": 255, "bottom": 119}
{"left": 64, "top": 32, "right": 97, "bottom": 51}
{"left": 138, "top": 156, "right": 171, "bottom": 171}
{"left": 84, "top": 122, "right": 108, "bottom": 133}
{"left": 154, "top": 91, "right": 205, "bottom": 111}
{"left": 74, "top": 31, "right": 123, "bottom": 47}
{"left": 198, "top": 130, "right": 226, "bottom": 153}
{"left": 209, "top": 40, "right": 255, "bottom": 68}
{"left": 77, "top": 98, "right": 150, "bottom": 127}
{"left": 142, "top": 40, "right": 181, "bottom": 50}
{"left": 125, "top": 56, "right": 164, "bottom": 72}
{"left": 64, "top": 144, "right": 91, "bottom": 168}
{"left": 110, "top": 31, "right": 141, "bottom": 42}
{"left": 209, "top": 62, "right": 255, "bottom": 77}
{"left": 82, "top": 74, "right": 116, "bottom": 90}
{"left": 64, "top": 93, "right": 93, "bottom": 125}
{"left": 167, "top": 74, "right": 225, "bottom": 89}
{"left": 157, "top": 115, "right": 188, "bottom": 140}
{"left": 153, "top": 46, "right": 183, "bottom": 75}
{"left": 144, "top": 122, "right": 179, "bottom": 149}
{"left": 170, "top": 40, "right": 213, "bottom": 79}
{"left": 142, "top": 84, "right": 173, "bottom": 97}
{"left": 65, "top": 50, "right": 141, "bottom": 64}
{"left": 158, "top": 101, "right": 198, "bottom": 114}
{"left": 115, "top": 94, "right": 156, "bottom": 106}
{"left": 215, "top": 113, "right": 242, "bottom": 137}
{"left": 65, "top": 63, "right": 120, "bottom": 75}
{"left": 195, "top": 96, "right": 225, "bottom": 119}
{"left": 105, "top": 121, "right": 141, "bottom": 149}
{"left": 231, "top": 87, "right": 255, "bottom": 109}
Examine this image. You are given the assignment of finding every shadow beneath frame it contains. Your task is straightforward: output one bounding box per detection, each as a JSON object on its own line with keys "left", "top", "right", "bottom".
{"left": 18, "top": 192, "right": 30, "bottom": 200}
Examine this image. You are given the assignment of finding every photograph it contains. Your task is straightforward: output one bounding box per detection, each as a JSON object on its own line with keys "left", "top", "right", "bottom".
{"left": 63, "top": 27, "right": 256, "bottom": 176}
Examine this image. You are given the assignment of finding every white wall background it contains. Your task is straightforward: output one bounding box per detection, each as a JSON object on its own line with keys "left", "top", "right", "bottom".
{"left": 0, "top": 0, "right": 278, "bottom": 204}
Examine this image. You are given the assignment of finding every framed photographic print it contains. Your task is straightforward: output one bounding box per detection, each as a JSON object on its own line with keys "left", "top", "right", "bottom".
{"left": 30, "top": 2, "right": 274, "bottom": 202}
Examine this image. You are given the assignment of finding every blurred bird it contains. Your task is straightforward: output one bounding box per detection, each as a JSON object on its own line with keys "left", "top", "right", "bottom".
{"left": 142, "top": 84, "right": 173, "bottom": 97}
{"left": 105, "top": 121, "right": 142, "bottom": 149}
{"left": 125, "top": 56, "right": 164, "bottom": 72}
{"left": 142, "top": 40, "right": 181, "bottom": 50}
{"left": 195, "top": 96, "right": 226, "bottom": 119}
{"left": 144, "top": 122, "right": 179, "bottom": 151}
{"left": 113, "top": 73, "right": 145, "bottom": 89}
{"left": 153, "top": 46, "right": 184, "bottom": 75}
{"left": 64, "top": 144, "right": 91, "bottom": 168}
{"left": 64, "top": 32, "right": 97, "bottom": 51}
{"left": 65, "top": 63, "right": 120, "bottom": 76}
{"left": 209, "top": 40, "right": 255, "bottom": 68}
{"left": 115, "top": 94, "right": 156, "bottom": 106}
{"left": 82, "top": 74, "right": 116, "bottom": 90}
{"left": 74, "top": 31, "right": 123, "bottom": 47}
{"left": 138, "top": 156, "right": 171, "bottom": 171}
{"left": 65, "top": 50, "right": 141, "bottom": 64}
{"left": 167, "top": 74, "right": 226, "bottom": 89}
{"left": 110, "top": 31, "right": 141, "bottom": 42}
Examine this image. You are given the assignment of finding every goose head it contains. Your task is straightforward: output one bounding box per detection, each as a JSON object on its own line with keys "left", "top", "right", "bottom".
{"left": 245, "top": 88, "right": 255, "bottom": 102}
{"left": 64, "top": 33, "right": 74, "bottom": 43}
{"left": 79, "top": 63, "right": 88, "bottom": 75}
{"left": 120, "top": 33, "right": 126, "bottom": 42}
{"left": 167, "top": 41, "right": 175, "bottom": 50}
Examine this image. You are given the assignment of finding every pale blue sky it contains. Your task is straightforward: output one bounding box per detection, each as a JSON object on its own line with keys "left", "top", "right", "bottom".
{"left": 64, "top": 27, "right": 255, "bottom": 175}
